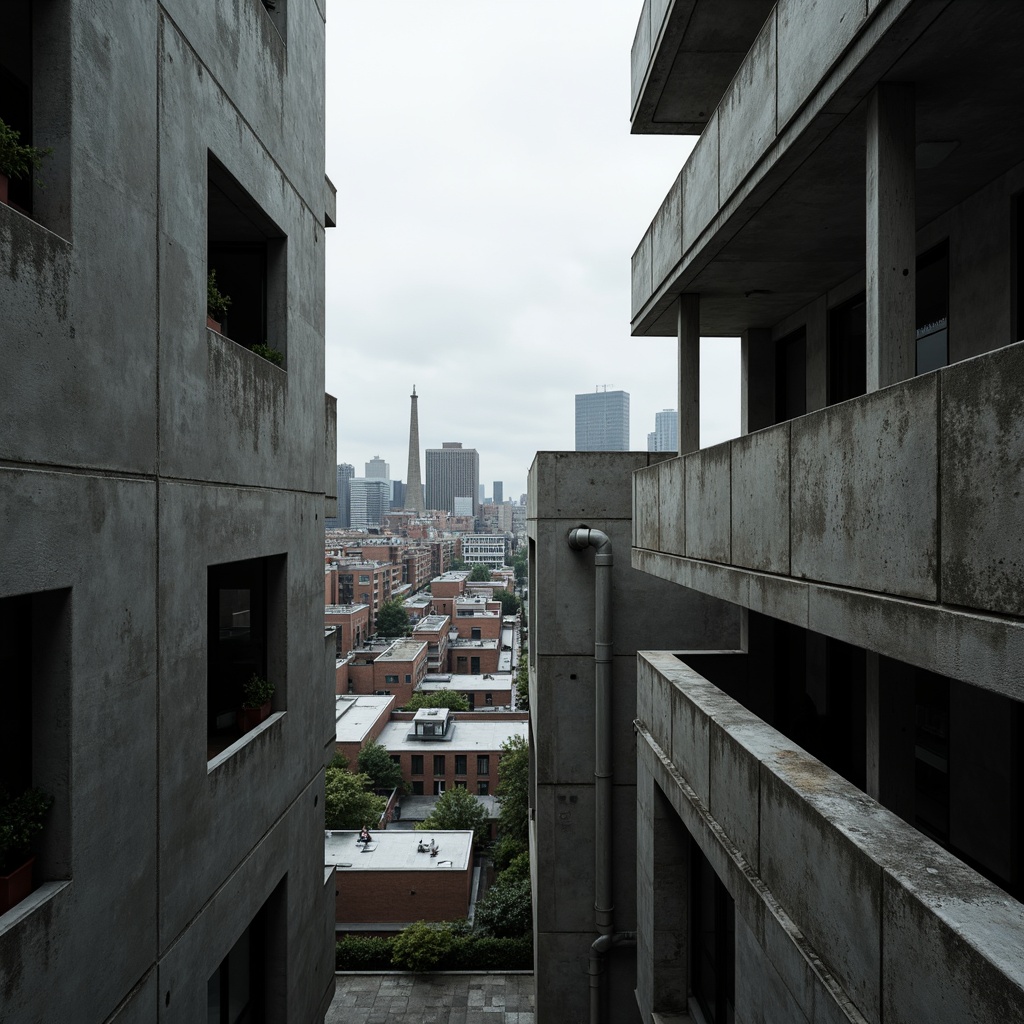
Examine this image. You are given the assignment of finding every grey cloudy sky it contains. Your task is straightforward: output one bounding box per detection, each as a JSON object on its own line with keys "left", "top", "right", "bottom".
{"left": 324, "top": 2, "right": 739, "bottom": 500}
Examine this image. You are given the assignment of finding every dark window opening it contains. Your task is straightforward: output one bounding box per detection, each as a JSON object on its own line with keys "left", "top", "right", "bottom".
{"left": 827, "top": 293, "right": 867, "bottom": 405}
{"left": 690, "top": 838, "right": 735, "bottom": 1024}
{"left": 455, "top": 755, "right": 467, "bottom": 776}
{"left": 411, "top": 755, "right": 423, "bottom": 776}
{"left": 471, "top": 627, "right": 481, "bottom": 640}
{"left": 411, "top": 781, "right": 424, "bottom": 795}
{"left": 471, "top": 656, "right": 480, "bottom": 674}
{"left": 477, "top": 755, "right": 489, "bottom": 776}
{"left": 433, "top": 780, "right": 445, "bottom": 796}
{"left": 477, "top": 781, "right": 489, "bottom": 796}
{"left": 433, "top": 755, "right": 445, "bottom": 776}
{"left": 774, "top": 327, "right": 806, "bottom": 423}
{"left": 207, "top": 555, "right": 285, "bottom": 759}
{"left": 207, "top": 154, "right": 287, "bottom": 363}
{"left": 0, "top": 4, "right": 34, "bottom": 214}
{"left": 1013, "top": 192, "right": 1024, "bottom": 343}
{"left": 0, "top": 589, "right": 71, "bottom": 894}
{"left": 916, "top": 241, "right": 949, "bottom": 374}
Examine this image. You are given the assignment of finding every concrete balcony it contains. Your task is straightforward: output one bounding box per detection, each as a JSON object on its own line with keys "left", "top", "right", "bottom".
{"left": 633, "top": 340, "right": 1024, "bottom": 697}
{"left": 636, "top": 649, "right": 1024, "bottom": 1023}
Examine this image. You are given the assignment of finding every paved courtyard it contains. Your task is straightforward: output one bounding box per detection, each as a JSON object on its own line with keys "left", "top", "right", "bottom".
{"left": 327, "top": 973, "right": 535, "bottom": 1024}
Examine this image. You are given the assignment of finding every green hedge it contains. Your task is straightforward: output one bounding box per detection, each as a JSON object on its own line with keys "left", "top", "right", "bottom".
{"left": 335, "top": 930, "right": 532, "bottom": 972}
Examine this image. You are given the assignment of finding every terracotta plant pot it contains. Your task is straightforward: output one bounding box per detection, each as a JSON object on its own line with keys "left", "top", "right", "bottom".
{"left": 238, "top": 700, "right": 271, "bottom": 735}
{"left": 0, "top": 856, "right": 35, "bottom": 916}
{"left": 206, "top": 314, "right": 222, "bottom": 333}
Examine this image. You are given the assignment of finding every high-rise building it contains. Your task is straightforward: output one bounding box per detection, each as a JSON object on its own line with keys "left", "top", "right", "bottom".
{"left": 532, "top": 4, "right": 1024, "bottom": 1023}
{"left": 405, "top": 386, "right": 425, "bottom": 513}
{"left": 479, "top": 483, "right": 486, "bottom": 505}
{"left": 0, "top": 3, "right": 336, "bottom": 1020}
{"left": 575, "top": 388, "right": 630, "bottom": 451}
{"left": 425, "top": 442, "right": 480, "bottom": 516}
{"left": 391, "top": 480, "right": 406, "bottom": 509}
{"left": 365, "top": 455, "right": 389, "bottom": 479}
{"left": 647, "top": 409, "right": 678, "bottom": 452}
{"left": 350, "top": 478, "right": 391, "bottom": 529}
{"left": 326, "top": 463, "right": 355, "bottom": 529}
{"left": 493, "top": 481, "right": 503, "bottom": 504}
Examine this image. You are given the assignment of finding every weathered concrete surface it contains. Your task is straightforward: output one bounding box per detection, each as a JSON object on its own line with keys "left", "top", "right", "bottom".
{"left": 684, "top": 441, "right": 731, "bottom": 563}
{"left": 730, "top": 423, "right": 790, "bottom": 574}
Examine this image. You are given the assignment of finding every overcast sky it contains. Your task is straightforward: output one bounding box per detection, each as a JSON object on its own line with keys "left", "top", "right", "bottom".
{"left": 324, "top": 2, "right": 739, "bottom": 501}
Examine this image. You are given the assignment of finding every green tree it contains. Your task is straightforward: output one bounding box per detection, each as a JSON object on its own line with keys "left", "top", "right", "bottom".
{"left": 375, "top": 597, "right": 410, "bottom": 637}
{"left": 324, "top": 765, "right": 386, "bottom": 830}
{"left": 493, "top": 734, "right": 529, "bottom": 869}
{"left": 402, "top": 689, "right": 470, "bottom": 712}
{"left": 493, "top": 589, "right": 521, "bottom": 617}
{"left": 515, "top": 652, "right": 529, "bottom": 711}
{"left": 475, "top": 875, "right": 532, "bottom": 938}
{"left": 448, "top": 557, "right": 467, "bottom": 571}
{"left": 416, "top": 786, "right": 490, "bottom": 846}
{"left": 357, "top": 739, "right": 405, "bottom": 792}
{"left": 391, "top": 921, "right": 457, "bottom": 972}
{"left": 511, "top": 552, "right": 527, "bottom": 585}
{"left": 467, "top": 564, "right": 491, "bottom": 582}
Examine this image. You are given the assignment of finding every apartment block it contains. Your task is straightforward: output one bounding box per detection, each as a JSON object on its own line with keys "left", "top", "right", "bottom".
{"left": 532, "top": 2, "right": 1024, "bottom": 1023}
{"left": 0, "top": 2, "right": 337, "bottom": 1020}
{"left": 425, "top": 442, "right": 480, "bottom": 516}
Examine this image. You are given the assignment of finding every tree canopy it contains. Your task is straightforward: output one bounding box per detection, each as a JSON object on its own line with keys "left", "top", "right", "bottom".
{"left": 416, "top": 786, "right": 490, "bottom": 846}
{"left": 493, "top": 589, "right": 521, "bottom": 617}
{"left": 511, "top": 552, "right": 527, "bottom": 584}
{"left": 515, "top": 651, "right": 529, "bottom": 711}
{"left": 492, "top": 734, "right": 529, "bottom": 869}
{"left": 375, "top": 598, "right": 410, "bottom": 637}
{"left": 402, "top": 689, "right": 470, "bottom": 712}
{"left": 357, "top": 739, "right": 405, "bottom": 793}
{"left": 324, "top": 764, "right": 387, "bottom": 830}
{"left": 467, "top": 564, "right": 492, "bottom": 582}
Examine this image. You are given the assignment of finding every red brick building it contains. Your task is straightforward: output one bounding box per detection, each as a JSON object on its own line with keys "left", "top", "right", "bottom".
{"left": 412, "top": 614, "right": 451, "bottom": 674}
{"left": 327, "top": 830, "right": 474, "bottom": 935}
{"left": 325, "top": 603, "right": 369, "bottom": 658}
{"left": 343, "top": 638, "right": 428, "bottom": 705}
{"left": 448, "top": 639, "right": 500, "bottom": 675}
{"left": 333, "top": 694, "right": 395, "bottom": 766}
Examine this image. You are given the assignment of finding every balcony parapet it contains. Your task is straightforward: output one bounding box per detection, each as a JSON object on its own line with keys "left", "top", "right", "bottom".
{"left": 633, "top": 341, "right": 1024, "bottom": 694}
{"left": 636, "top": 649, "right": 1024, "bottom": 1023}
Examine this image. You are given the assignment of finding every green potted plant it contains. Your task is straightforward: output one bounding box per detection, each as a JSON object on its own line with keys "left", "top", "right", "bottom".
{"left": 0, "top": 787, "right": 53, "bottom": 916}
{"left": 239, "top": 673, "right": 275, "bottom": 734}
{"left": 0, "top": 117, "right": 51, "bottom": 208}
{"left": 207, "top": 270, "right": 231, "bottom": 334}
{"left": 251, "top": 342, "right": 284, "bottom": 367}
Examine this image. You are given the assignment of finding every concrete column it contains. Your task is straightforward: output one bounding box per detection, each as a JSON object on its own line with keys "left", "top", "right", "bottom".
{"left": 866, "top": 83, "right": 916, "bottom": 392}
{"left": 865, "top": 652, "right": 880, "bottom": 801}
{"left": 741, "top": 328, "right": 774, "bottom": 434}
{"left": 805, "top": 297, "right": 828, "bottom": 412}
{"left": 677, "top": 294, "right": 700, "bottom": 454}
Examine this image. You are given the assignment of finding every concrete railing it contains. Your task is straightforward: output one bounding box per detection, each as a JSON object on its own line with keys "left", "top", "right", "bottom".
{"left": 633, "top": 339, "right": 1024, "bottom": 620}
{"left": 636, "top": 649, "right": 1024, "bottom": 1023}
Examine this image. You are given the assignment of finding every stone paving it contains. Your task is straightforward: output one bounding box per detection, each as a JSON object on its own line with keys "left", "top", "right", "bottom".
{"left": 327, "top": 972, "right": 535, "bottom": 1024}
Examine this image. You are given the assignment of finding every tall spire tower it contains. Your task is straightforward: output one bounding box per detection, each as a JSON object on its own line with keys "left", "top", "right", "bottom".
{"left": 405, "top": 386, "right": 425, "bottom": 513}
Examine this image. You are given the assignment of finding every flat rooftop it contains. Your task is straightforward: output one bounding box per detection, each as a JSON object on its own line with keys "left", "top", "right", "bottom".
{"left": 377, "top": 718, "right": 527, "bottom": 753}
{"left": 377, "top": 639, "right": 428, "bottom": 662}
{"left": 335, "top": 695, "right": 393, "bottom": 743}
{"left": 325, "top": 829, "right": 473, "bottom": 871}
{"left": 414, "top": 614, "right": 450, "bottom": 631}
{"left": 449, "top": 639, "right": 499, "bottom": 649}
{"left": 418, "top": 675, "right": 513, "bottom": 692}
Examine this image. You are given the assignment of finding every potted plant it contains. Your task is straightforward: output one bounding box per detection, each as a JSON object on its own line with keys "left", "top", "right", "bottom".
{"left": 0, "top": 788, "right": 53, "bottom": 915}
{"left": 238, "top": 673, "right": 275, "bottom": 734}
{"left": 251, "top": 342, "right": 284, "bottom": 367}
{"left": 207, "top": 270, "right": 231, "bottom": 333}
{"left": 0, "top": 117, "right": 51, "bottom": 208}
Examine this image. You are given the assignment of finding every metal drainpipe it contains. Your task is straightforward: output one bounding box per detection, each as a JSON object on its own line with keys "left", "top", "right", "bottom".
{"left": 567, "top": 527, "right": 634, "bottom": 1024}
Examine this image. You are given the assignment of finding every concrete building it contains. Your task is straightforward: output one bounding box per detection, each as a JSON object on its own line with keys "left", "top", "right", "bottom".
{"left": 426, "top": 442, "right": 480, "bottom": 516}
{"left": 327, "top": 830, "right": 475, "bottom": 935}
{"left": 493, "top": 481, "right": 503, "bottom": 504}
{"left": 349, "top": 476, "right": 391, "bottom": 529}
{"left": 461, "top": 533, "right": 508, "bottom": 570}
{"left": 575, "top": 388, "right": 630, "bottom": 451}
{"left": 365, "top": 455, "right": 389, "bottom": 479}
{"left": 532, "top": 2, "right": 1024, "bottom": 1022}
{"left": 646, "top": 408, "right": 678, "bottom": 452}
{"left": 0, "top": 2, "right": 337, "bottom": 1020}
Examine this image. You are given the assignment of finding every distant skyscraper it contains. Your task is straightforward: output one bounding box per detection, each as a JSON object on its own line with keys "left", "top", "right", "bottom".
{"left": 493, "top": 481, "right": 503, "bottom": 504}
{"left": 391, "top": 480, "right": 406, "bottom": 509}
{"left": 365, "top": 455, "right": 389, "bottom": 479}
{"left": 648, "top": 409, "right": 678, "bottom": 452}
{"left": 479, "top": 483, "right": 485, "bottom": 505}
{"left": 405, "top": 387, "right": 426, "bottom": 514}
{"left": 575, "top": 388, "right": 630, "bottom": 451}
{"left": 350, "top": 478, "right": 391, "bottom": 529}
{"left": 426, "top": 442, "right": 480, "bottom": 515}
{"left": 326, "top": 463, "right": 355, "bottom": 528}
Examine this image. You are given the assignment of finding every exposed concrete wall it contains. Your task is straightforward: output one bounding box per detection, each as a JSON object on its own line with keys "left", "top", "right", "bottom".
{"left": 528, "top": 452, "right": 740, "bottom": 1024}
{"left": 0, "top": 2, "right": 334, "bottom": 1020}
{"left": 636, "top": 651, "right": 1024, "bottom": 1024}
{"left": 633, "top": 339, "right": 1024, "bottom": 701}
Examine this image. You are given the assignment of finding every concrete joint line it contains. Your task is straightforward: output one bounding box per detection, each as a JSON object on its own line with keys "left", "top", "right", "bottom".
{"left": 634, "top": 718, "right": 870, "bottom": 1024}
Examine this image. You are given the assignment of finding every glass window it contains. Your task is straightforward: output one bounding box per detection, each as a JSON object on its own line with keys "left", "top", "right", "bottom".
{"left": 412, "top": 781, "right": 424, "bottom": 796}
{"left": 411, "top": 755, "right": 423, "bottom": 776}
{"left": 455, "top": 755, "right": 467, "bottom": 775}
{"left": 477, "top": 781, "right": 489, "bottom": 796}
{"left": 433, "top": 755, "right": 445, "bottom": 776}
{"left": 477, "top": 755, "right": 489, "bottom": 776}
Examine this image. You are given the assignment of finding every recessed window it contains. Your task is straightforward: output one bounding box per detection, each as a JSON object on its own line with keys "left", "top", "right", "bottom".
{"left": 0, "top": 589, "right": 71, "bottom": 910}
{"left": 690, "top": 838, "right": 735, "bottom": 1024}
{"left": 207, "top": 555, "right": 286, "bottom": 761}
{"left": 827, "top": 293, "right": 867, "bottom": 405}
{"left": 411, "top": 755, "right": 423, "bottom": 776}
{"left": 477, "top": 781, "right": 489, "bottom": 796}
{"left": 454, "top": 780, "right": 467, "bottom": 789}
{"left": 477, "top": 755, "right": 489, "bottom": 776}
{"left": 455, "top": 755, "right": 467, "bottom": 776}
{"left": 916, "top": 241, "right": 949, "bottom": 374}
{"left": 412, "top": 781, "right": 424, "bottom": 796}
{"left": 433, "top": 755, "right": 445, "bottom": 776}
{"left": 207, "top": 154, "right": 287, "bottom": 366}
